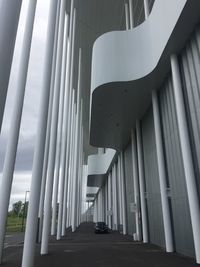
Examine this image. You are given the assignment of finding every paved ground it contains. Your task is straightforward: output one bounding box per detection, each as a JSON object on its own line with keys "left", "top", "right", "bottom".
{"left": 4, "top": 233, "right": 24, "bottom": 249}
{"left": 1, "top": 223, "right": 199, "bottom": 267}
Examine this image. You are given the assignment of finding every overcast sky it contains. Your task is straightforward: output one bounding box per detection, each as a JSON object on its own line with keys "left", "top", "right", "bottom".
{"left": 0, "top": 0, "right": 50, "bottom": 208}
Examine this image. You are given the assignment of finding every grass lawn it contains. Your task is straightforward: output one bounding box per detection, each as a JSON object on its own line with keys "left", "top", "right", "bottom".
{"left": 6, "top": 216, "right": 26, "bottom": 232}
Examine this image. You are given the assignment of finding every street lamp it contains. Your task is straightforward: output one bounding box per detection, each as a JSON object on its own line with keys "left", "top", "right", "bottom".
{"left": 21, "top": 190, "right": 30, "bottom": 232}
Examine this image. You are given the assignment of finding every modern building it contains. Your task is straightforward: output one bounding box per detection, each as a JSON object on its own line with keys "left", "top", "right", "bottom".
{"left": 0, "top": 0, "right": 200, "bottom": 267}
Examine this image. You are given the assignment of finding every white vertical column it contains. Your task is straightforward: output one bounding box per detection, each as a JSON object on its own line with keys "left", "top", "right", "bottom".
{"left": 56, "top": 40, "right": 71, "bottom": 238}
{"left": 112, "top": 164, "right": 118, "bottom": 230}
{"left": 105, "top": 180, "right": 108, "bottom": 225}
{"left": 71, "top": 48, "right": 82, "bottom": 232}
{"left": 125, "top": 3, "right": 130, "bottom": 30}
{"left": 0, "top": 0, "right": 22, "bottom": 131}
{"left": 120, "top": 152, "right": 127, "bottom": 235}
{"left": 93, "top": 199, "right": 97, "bottom": 223}
{"left": 71, "top": 110, "right": 78, "bottom": 231}
{"left": 21, "top": 0, "right": 58, "bottom": 266}
{"left": 152, "top": 90, "right": 174, "bottom": 252}
{"left": 37, "top": 1, "right": 61, "bottom": 242}
{"left": 67, "top": 93, "right": 76, "bottom": 229}
{"left": 107, "top": 175, "right": 111, "bottom": 229}
{"left": 117, "top": 158, "right": 123, "bottom": 228}
{"left": 98, "top": 190, "right": 102, "bottom": 221}
{"left": 60, "top": 8, "right": 76, "bottom": 237}
{"left": 171, "top": 54, "right": 200, "bottom": 263}
{"left": 136, "top": 120, "right": 148, "bottom": 243}
{"left": 77, "top": 107, "right": 83, "bottom": 227}
{"left": 143, "top": 0, "right": 150, "bottom": 19}
{"left": 97, "top": 193, "right": 101, "bottom": 221}
{"left": 40, "top": 0, "right": 66, "bottom": 255}
{"left": 131, "top": 130, "right": 141, "bottom": 241}
{"left": 0, "top": 0, "right": 37, "bottom": 263}
{"left": 128, "top": 0, "right": 134, "bottom": 29}
{"left": 51, "top": 14, "right": 69, "bottom": 236}
{"left": 111, "top": 168, "right": 114, "bottom": 229}
{"left": 96, "top": 198, "right": 99, "bottom": 222}
{"left": 60, "top": 88, "right": 74, "bottom": 236}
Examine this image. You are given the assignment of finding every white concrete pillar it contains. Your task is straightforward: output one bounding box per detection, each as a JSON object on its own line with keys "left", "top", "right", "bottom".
{"left": 117, "top": 157, "right": 123, "bottom": 227}
{"left": 136, "top": 120, "right": 148, "bottom": 243}
{"left": 0, "top": 0, "right": 22, "bottom": 131}
{"left": 171, "top": 54, "right": 200, "bottom": 263}
{"left": 113, "top": 164, "right": 118, "bottom": 230}
{"left": 58, "top": 90, "right": 75, "bottom": 237}
{"left": 128, "top": 0, "right": 134, "bottom": 29}
{"left": 77, "top": 105, "right": 83, "bottom": 227}
{"left": 0, "top": 0, "right": 37, "bottom": 263}
{"left": 71, "top": 48, "right": 82, "bottom": 232}
{"left": 105, "top": 180, "right": 108, "bottom": 225}
{"left": 56, "top": 42, "right": 71, "bottom": 238}
{"left": 108, "top": 173, "right": 112, "bottom": 228}
{"left": 51, "top": 14, "right": 69, "bottom": 236}
{"left": 125, "top": 3, "right": 130, "bottom": 30}
{"left": 67, "top": 95, "right": 76, "bottom": 229}
{"left": 131, "top": 129, "right": 141, "bottom": 241}
{"left": 21, "top": 0, "right": 59, "bottom": 265}
{"left": 98, "top": 190, "right": 102, "bottom": 221}
{"left": 71, "top": 110, "right": 78, "bottom": 231}
{"left": 96, "top": 197, "right": 99, "bottom": 222}
{"left": 37, "top": 1, "right": 61, "bottom": 242}
{"left": 40, "top": 0, "right": 66, "bottom": 255}
{"left": 120, "top": 152, "right": 127, "bottom": 235}
{"left": 60, "top": 8, "right": 77, "bottom": 237}
{"left": 152, "top": 90, "right": 174, "bottom": 252}
{"left": 143, "top": 0, "right": 150, "bottom": 19}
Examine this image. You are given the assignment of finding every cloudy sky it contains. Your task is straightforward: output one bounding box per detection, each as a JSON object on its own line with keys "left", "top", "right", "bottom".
{"left": 0, "top": 0, "right": 50, "bottom": 208}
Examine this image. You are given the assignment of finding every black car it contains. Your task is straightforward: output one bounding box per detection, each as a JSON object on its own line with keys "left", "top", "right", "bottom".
{"left": 94, "top": 222, "right": 109, "bottom": 234}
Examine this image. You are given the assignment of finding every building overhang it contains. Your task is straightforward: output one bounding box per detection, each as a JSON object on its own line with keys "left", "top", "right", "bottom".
{"left": 87, "top": 148, "right": 116, "bottom": 187}
{"left": 90, "top": 0, "right": 200, "bottom": 150}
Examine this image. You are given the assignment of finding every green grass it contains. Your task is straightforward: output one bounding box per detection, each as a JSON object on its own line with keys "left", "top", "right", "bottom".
{"left": 6, "top": 216, "right": 26, "bottom": 232}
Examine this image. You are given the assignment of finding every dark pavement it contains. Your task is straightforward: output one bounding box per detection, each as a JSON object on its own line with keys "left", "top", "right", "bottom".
{"left": 2, "top": 223, "right": 199, "bottom": 267}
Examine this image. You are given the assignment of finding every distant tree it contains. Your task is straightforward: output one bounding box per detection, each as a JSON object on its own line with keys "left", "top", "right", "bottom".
{"left": 12, "top": 201, "right": 23, "bottom": 216}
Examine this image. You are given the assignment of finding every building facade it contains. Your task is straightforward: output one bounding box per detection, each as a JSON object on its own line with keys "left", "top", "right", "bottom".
{"left": 0, "top": 0, "right": 200, "bottom": 267}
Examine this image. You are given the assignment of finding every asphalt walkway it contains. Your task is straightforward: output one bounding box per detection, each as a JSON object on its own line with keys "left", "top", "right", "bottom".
{"left": 2, "top": 223, "right": 198, "bottom": 266}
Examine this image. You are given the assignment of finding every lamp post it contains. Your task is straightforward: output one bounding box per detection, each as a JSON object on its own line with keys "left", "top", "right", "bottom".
{"left": 21, "top": 191, "right": 30, "bottom": 232}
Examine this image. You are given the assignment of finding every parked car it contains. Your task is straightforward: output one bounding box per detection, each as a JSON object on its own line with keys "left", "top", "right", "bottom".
{"left": 94, "top": 222, "right": 109, "bottom": 234}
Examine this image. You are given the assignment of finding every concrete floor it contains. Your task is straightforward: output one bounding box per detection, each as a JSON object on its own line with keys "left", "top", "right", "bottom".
{"left": 2, "top": 223, "right": 198, "bottom": 267}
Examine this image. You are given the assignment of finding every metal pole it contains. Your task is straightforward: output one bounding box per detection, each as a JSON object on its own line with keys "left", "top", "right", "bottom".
{"left": 0, "top": 0, "right": 37, "bottom": 263}
{"left": 0, "top": 0, "right": 22, "bottom": 131}
{"left": 152, "top": 90, "right": 174, "bottom": 252}
{"left": 21, "top": 191, "right": 30, "bottom": 232}
{"left": 51, "top": 14, "right": 69, "bottom": 236}
{"left": 136, "top": 120, "right": 148, "bottom": 243}
{"left": 21, "top": 0, "right": 58, "bottom": 266}
{"left": 171, "top": 54, "right": 200, "bottom": 263}
{"left": 131, "top": 129, "right": 141, "bottom": 241}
